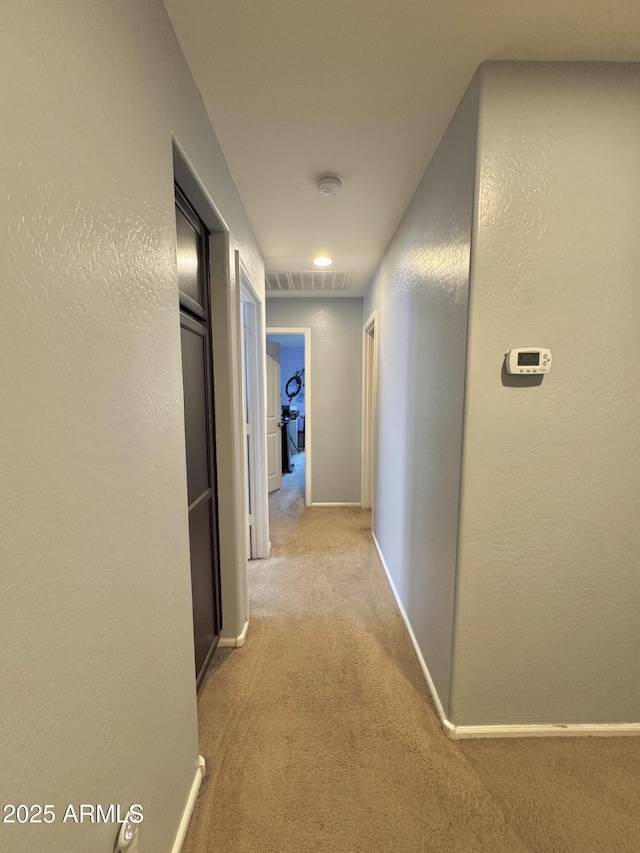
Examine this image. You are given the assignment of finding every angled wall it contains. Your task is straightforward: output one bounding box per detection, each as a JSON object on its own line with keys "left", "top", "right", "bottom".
{"left": 0, "top": 1, "right": 263, "bottom": 851}
{"left": 365, "top": 76, "right": 480, "bottom": 714}
{"left": 368, "top": 61, "right": 640, "bottom": 733}
{"left": 452, "top": 62, "right": 640, "bottom": 726}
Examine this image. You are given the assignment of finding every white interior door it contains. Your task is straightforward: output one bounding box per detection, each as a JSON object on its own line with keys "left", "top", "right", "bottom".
{"left": 266, "top": 341, "right": 282, "bottom": 492}
{"left": 238, "top": 256, "right": 270, "bottom": 559}
{"left": 240, "top": 300, "right": 256, "bottom": 557}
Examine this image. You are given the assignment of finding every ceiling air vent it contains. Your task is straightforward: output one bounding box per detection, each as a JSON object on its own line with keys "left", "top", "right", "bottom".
{"left": 265, "top": 270, "right": 349, "bottom": 293}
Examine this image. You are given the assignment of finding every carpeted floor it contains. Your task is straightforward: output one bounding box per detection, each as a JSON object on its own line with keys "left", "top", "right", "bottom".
{"left": 183, "top": 453, "right": 640, "bottom": 852}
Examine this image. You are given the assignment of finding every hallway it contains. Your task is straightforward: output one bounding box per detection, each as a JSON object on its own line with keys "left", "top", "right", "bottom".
{"left": 183, "top": 466, "right": 640, "bottom": 853}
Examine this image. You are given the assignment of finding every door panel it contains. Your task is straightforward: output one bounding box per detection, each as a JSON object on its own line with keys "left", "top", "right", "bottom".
{"left": 176, "top": 185, "right": 222, "bottom": 685}
{"left": 266, "top": 340, "right": 282, "bottom": 492}
{"left": 175, "top": 203, "right": 204, "bottom": 310}
{"left": 180, "top": 322, "right": 211, "bottom": 505}
{"left": 187, "top": 498, "right": 217, "bottom": 671}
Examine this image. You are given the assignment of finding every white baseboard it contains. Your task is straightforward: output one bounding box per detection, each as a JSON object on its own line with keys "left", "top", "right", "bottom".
{"left": 370, "top": 532, "right": 640, "bottom": 741}
{"left": 371, "top": 532, "right": 453, "bottom": 737}
{"left": 451, "top": 722, "right": 640, "bottom": 739}
{"left": 218, "top": 620, "right": 249, "bottom": 649}
{"left": 171, "top": 755, "right": 206, "bottom": 853}
{"left": 311, "top": 502, "right": 361, "bottom": 507}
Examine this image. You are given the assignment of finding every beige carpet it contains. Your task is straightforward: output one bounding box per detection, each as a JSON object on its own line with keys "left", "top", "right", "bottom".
{"left": 183, "top": 453, "right": 640, "bottom": 852}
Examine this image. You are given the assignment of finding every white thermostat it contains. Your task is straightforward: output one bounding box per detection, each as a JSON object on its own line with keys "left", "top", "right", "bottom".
{"left": 505, "top": 347, "right": 552, "bottom": 374}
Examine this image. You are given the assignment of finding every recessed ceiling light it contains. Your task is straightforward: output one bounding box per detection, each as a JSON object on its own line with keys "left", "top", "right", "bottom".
{"left": 313, "top": 256, "right": 333, "bottom": 267}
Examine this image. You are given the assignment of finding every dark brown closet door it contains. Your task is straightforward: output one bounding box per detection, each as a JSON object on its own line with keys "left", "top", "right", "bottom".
{"left": 175, "top": 186, "right": 222, "bottom": 685}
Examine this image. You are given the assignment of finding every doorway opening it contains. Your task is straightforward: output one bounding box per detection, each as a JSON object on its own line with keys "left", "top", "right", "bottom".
{"left": 265, "top": 328, "right": 311, "bottom": 507}
{"left": 175, "top": 183, "right": 223, "bottom": 686}
{"left": 173, "top": 140, "right": 250, "bottom": 673}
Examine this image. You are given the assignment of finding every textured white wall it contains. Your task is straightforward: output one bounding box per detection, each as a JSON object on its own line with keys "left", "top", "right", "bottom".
{"left": 452, "top": 63, "right": 640, "bottom": 726}
{"left": 364, "top": 78, "right": 479, "bottom": 711}
{"left": 266, "top": 299, "right": 363, "bottom": 503}
{"left": 0, "top": 2, "right": 263, "bottom": 851}
{"left": 368, "top": 62, "right": 640, "bottom": 729}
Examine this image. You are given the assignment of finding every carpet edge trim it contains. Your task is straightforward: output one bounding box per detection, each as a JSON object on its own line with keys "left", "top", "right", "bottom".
{"left": 371, "top": 531, "right": 454, "bottom": 738}
{"left": 170, "top": 755, "right": 206, "bottom": 853}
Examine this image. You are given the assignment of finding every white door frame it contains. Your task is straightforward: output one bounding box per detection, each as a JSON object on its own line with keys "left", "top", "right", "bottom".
{"left": 266, "top": 327, "right": 311, "bottom": 507}
{"left": 361, "top": 309, "right": 378, "bottom": 512}
{"left": 237, "top": 253, "right": 270, "bottom": 559}
{"left": 173, "top": 138, "right": 248, "bottom": 646}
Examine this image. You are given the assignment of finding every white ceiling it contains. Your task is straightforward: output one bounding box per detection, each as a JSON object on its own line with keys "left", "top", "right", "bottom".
{"left": 164, "top": 0, "right": 640, "bottom": 297}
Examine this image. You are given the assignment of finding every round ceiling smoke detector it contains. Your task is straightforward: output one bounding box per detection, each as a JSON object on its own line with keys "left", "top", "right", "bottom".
{"left": 316, "top": 174, "right": 343, "bottom": 197}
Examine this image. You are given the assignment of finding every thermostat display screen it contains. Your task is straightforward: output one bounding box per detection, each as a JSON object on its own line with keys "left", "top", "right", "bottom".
{"left": 518, "top": 352, "right": 540, "bottom": 366}
{"left": 506, "top": 347, "right": 551, "bottom": 374}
